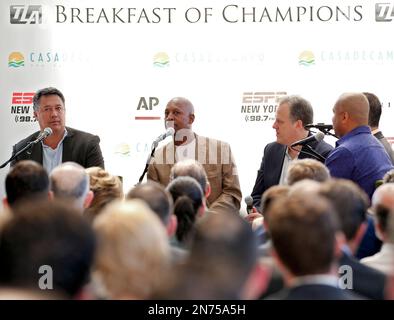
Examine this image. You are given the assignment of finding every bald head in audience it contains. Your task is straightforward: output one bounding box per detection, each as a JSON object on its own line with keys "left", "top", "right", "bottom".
{"left": 50, "top": 162, "right": 93, "bottom": 210}
{"left": 332, "top": 93, "right": 369, "bottom": 138}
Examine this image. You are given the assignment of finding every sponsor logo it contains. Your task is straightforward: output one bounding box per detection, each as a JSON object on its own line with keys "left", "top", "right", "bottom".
{"left": 8, "top": 52, "right": 24, "bottom": 68}
{"left": 174, "top": 51, "right": 264, "bottom": 64}
{"left": 153, "top": 52, "right": 170, "bottom": 67}
{"left": 10, "top": 5, "right": 42, "bottom": 24}
{"left": 135, "top": 97, "right": 161, "bottom": 120}
{"left": 241, "top": 91, "right": 287, "bottom": 123}
{"left": 114, "top": 142, "right": 151, "bottom": 156}
{"left": 375, "top": 3, "right": 394, "bottom": 21}
{"left": 10, "top": 91, "right": 36, "bottom": 124}
{"left": 12, "top": 92, "right": 34, "bottom": 105}
{"left": 299, "top": 50, "right": 394, "bottom": 65}
{"left": 114, "top": 143, "right": 131, "bottom": 156}
{"left": 8, "top": 51, "right": 89, "bottom": 68}
{"left": 299, "top": 51, "right": 315, "bottom": 66}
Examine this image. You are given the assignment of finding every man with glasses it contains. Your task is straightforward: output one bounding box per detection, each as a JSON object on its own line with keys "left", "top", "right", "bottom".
{"left": 11, "top": 87, "right": 104, "bottom": 171}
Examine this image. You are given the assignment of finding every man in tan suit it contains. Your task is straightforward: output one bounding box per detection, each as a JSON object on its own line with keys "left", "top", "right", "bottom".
{"left": 147, "top": 97, "right": 242, "bottom": 214}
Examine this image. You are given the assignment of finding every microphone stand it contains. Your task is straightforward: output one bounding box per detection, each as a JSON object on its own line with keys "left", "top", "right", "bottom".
{"left": 137, "top": 141, "right": 158, "bottom": 184}
{"left": 0, "top": 141, "right": 35, "bottom": 169}
{"left": 301, "top": 144, "right": 326, "bottom": 162}
{"left": 309, "top": 128, "right": 339, "bottom": 139}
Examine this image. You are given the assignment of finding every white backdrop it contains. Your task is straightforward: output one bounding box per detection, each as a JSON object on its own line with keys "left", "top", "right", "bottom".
{"left": 1, "top": 0, "right": 394, "bottom": 211}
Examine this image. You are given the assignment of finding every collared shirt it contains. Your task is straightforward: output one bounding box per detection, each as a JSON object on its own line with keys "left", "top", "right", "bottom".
{"left": 325, "top": 125, "right": 393, "bottom": 199}
{"left": 42, "top": 128, "right": 68, "bottom": 173}
{"left": 361, "top": 243, "right": 394, "bottom": 276}
{"left": 291, "top": 274, "right": 339, "bottom": 289}
{"left": 279, "top": 147, "right": 298, "bottom": 185}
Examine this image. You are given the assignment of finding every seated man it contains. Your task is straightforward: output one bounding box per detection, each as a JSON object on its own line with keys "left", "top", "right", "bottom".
{"left": 267, "top": 191, "right": 359, "bottom": 300}
{"left": 250, "top": 95, "right": 333, "bottom": 211}
{"left": 326, "top": 92, "right": 393, "bottom": 199}
{"left": 11, "top": 87, "right": 104, "bottom": 171}
{"left": 148, "top": 97, "right": 241, "bottom": 214}
{"left": 364, "top": 92, "right": 394, "bottom": 164}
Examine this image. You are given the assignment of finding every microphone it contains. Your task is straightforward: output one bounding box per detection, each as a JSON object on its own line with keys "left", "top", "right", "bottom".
{"left": 291, "top": 131, "right": 325, "bottom": 148}
{"left": 32, "top": 127, "right": 53, "bottom": 144}
{"left": 304, "top": 123, "right": 333, "bottom": 131}
{"left": 153, "top": 127, "right": 175, "bottom": 146}
{"left": 245, "top": 195, "right": 254, "bottom": 214}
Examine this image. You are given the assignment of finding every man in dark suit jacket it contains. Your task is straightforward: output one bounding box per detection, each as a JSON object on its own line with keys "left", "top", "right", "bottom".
{"left": 251, "top": 95, "right": 333, "bottom": 210}
{"left": 364, "top": 92, "right": 394, "bottom": 164}
{"left": 267, "top": 190, "right": 358, "bottom": 300}
{"left": 319, "top": 179, "right": 387, "bottom": 300}
{"left": 10, "top": 87, "right": 104, "bottom": 171}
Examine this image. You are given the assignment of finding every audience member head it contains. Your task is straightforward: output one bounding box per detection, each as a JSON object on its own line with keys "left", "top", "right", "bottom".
{"left": 170, "top": 159, "right": 211, "bottom": 199}
{"left": 319, "top": 179, "right": 369, "bottom": 253}
{"left": 286, "top": 158, "right": 330, "bottom": 186}
{"left": 260, "top": 185, "right": 290, "bottom": 222}
{"left": 84, "top": 167, "right": 123, "bottom": 221}
{"left": 332, "top": 92, "right": 369, "bottom": 138}
{"left": 166, "top": 176, "right": 205, "bottom": 245}
{"left": 93, "top": 199, "right": 170, "bottom": 299}
{"left": 50, "top": 162, "right": 93, "bottom": 210}
{"left": 0, "top": 200, "right": 96, "bottom": 298}
{"left": 4, "top": 160, "right": 50, "bottom": 208}
{"left": 273, "top": 95, "right": 313, "bottom": 146}
{"left": 363, "top": 92, "right": 382, "bottom": 130}
{"left": 268, "top": 193, "right": 338, "bottom": 280}
{"left": 157, "top": 212, "right": 267, "bottom": 299}
{"left": 126, "top": 181, "right": 177, "bottom": 237}
{"left": 371, "top": 183, "right": 394, "bottom": 241}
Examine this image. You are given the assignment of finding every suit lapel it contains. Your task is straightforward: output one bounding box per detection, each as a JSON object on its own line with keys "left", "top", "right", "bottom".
{"left": 62, "top": 127, "right": 73, "bottom": 162}
{"left": 29, "top": 142, "right": 43, "bottom": 164}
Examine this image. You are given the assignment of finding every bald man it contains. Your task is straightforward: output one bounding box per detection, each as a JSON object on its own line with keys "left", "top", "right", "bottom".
{"left": 50, "top": 162, "right": 94, "bottom": 210}
{"left": 147, "top": 97, "right": 242, "bottom": 214}
{"left": 326, "top": 93, "right": 393, "bottom": 199}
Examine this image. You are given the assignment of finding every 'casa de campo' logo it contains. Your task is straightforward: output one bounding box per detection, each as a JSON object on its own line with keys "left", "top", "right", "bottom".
{"left": 299, "top": 50, "right": 315, "bottom": 66}
{"left": 153, "top": 52, "right": 170, "bottom": 68}
{"left": 8, "top": 52, "right": 24, "bottom": 68}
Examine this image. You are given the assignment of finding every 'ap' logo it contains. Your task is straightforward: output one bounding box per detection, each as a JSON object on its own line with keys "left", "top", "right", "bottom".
{"left": 376, "top": 3, "right": 394, "bottom": 22}
{"left": 10, "top": 5, "right": 42, "bottom": 24}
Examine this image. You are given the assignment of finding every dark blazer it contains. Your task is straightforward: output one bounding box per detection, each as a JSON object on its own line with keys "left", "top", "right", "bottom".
{"left": 339, "top": 252, "right": 387, "bottom": 300}
{"left": 251, "top": 139, "right": 333, "bottom": 209}
{"left": 268, "top": 283, "right": 361, "bottom": 300}
{"left": 11, "top": 127, "right": 104, "bottom": 169}
{"left": 374, "top": 131, "right": 394, "bottom": 164}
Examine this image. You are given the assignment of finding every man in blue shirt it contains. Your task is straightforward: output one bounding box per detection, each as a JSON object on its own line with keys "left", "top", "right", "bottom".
{"left": 326, "top": 92, "right": 393, "bottom": 199}
{"left": 326, "top": 92, "right": 394, "bottom": 259}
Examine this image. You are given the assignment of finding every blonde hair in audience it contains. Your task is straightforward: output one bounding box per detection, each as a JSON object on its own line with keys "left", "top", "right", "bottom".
{"left": 93, "top": 199, "right": 170, "bottom": 299}
{"left": 85, "top": 167, "right": 123, "bottom": 221}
